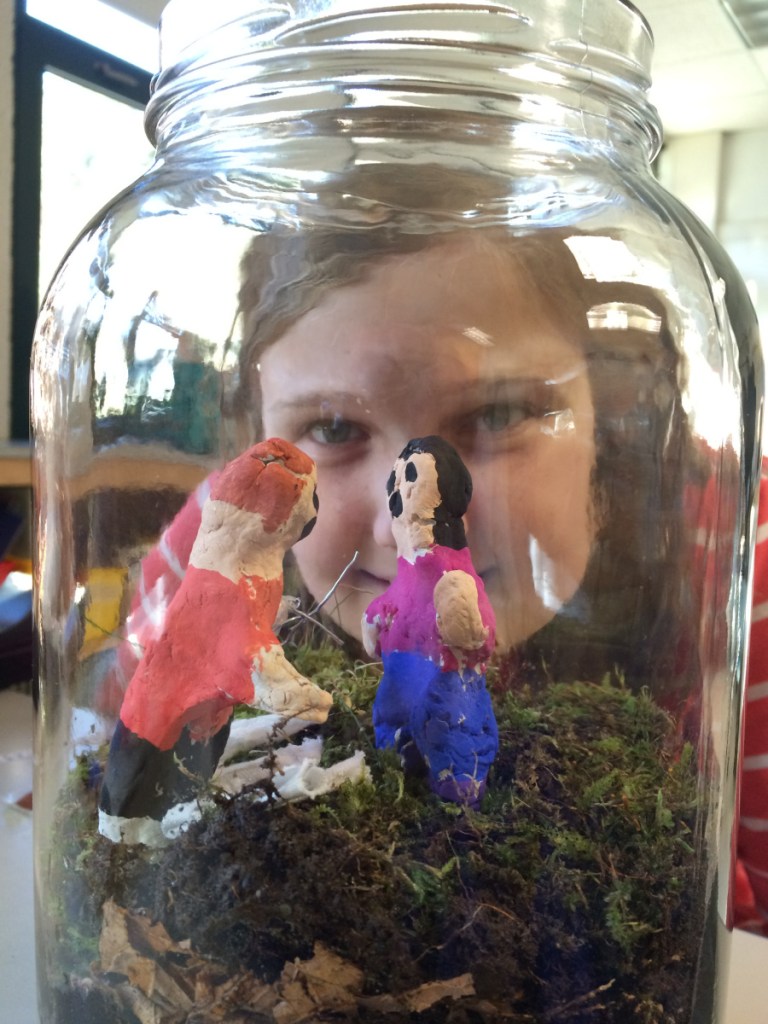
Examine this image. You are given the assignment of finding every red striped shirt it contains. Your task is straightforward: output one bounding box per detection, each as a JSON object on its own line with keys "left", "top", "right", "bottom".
{"left": 736, "top": 459, "right": 768, "bottom": 934}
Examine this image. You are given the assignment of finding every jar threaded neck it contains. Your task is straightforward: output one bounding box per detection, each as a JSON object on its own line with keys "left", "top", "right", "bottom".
{"left": 146, "top": 0, "right": 661, "bottom": 165}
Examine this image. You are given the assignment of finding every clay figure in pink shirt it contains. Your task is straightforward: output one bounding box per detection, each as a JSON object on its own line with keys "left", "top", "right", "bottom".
{"left": 98, "top": 438, "right": 332, "bottom": 845}
{"left": 362, "top": 436, "right": 498, "bottom": 808}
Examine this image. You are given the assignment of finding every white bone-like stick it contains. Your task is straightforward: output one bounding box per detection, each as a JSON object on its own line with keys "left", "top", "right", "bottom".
{"left": 221, "top": 714, "right": 315, "bottom": 763}
{"left": 105, "top": 745, "right": 371, "bottom": 846}
{"left": 215, "top": 736, "right": 323, "bottom": 793}
{"left": 215, "top": 741, "right": 370, "bottom": 801}
{"left": 269, "top": 750, "right": 370, "bottom": 802}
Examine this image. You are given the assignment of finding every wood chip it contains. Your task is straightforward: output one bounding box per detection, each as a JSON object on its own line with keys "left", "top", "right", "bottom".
{"left": 99, "top": 900, "right": 194, "bottom": 1012}
{"left": 99, "top": 900, "right": 285, "bottom": 1022}
{"left": 404, "top": 974, "right": 476, "bottom": 1012}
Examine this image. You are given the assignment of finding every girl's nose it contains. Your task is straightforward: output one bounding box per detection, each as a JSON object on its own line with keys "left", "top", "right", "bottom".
{"left": 372, "top": 494, "right": 398, "bottom": 550}
{"left": 370, "top": 471, "right": 399, "bottom": 548}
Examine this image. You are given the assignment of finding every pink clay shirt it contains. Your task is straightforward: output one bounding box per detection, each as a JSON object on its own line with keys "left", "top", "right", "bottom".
{"left": 364, "top": 545, "right": 495, "bottom": 673}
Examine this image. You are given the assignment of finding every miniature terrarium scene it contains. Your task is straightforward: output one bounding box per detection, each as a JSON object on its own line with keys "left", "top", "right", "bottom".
{"left": 30, "top": 2, "right": 759, "bottom": 1023}
{"left": 32, "top": 223, "right": 745, "bottom": 1024}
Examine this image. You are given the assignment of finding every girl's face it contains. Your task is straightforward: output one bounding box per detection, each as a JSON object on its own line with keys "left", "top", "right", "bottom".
{"left": 259, "top": 235, "right": 597, "bottom": 650}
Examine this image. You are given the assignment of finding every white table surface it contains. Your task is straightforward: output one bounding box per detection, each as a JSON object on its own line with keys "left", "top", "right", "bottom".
{"left": 1, "top": 688, "right": 766, "bottom": 1024}
{"left": 0, "top": 690, "right": 37, "bottom": 1024}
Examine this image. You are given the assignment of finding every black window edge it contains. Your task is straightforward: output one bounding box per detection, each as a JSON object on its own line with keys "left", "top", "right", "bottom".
{"left": 10, "top": 2, "right": 153, "bottom": 441}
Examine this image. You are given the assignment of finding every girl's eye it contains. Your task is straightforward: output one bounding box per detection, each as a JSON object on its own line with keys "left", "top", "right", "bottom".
{"left": 473, "top": 399, "right": 545, "bottom": 436}
{"left": 453, "top": 386, "right": 565, "bottom": 452}
{"left": 476, "top": 402, "right": 528, "bottom": 433}
{"left": 307, "top": 415, "right": 365, "bottom": 445}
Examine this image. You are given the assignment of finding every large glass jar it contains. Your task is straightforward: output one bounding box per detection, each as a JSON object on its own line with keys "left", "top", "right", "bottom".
{"left": 31, "top": 1, "right": 763, "bottom": 1021}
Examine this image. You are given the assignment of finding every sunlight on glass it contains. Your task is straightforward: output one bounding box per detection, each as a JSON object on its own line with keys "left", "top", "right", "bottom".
{"left": 26, "top": 0, "right": 160, "bottom": 72}
{"left": 39, "top": 71, "right": 155, "bottom": 300}
{"left": 565, "top": 234, "right": 741, "bottom": 449}
{"left": 89, "top": 215, "right": 250, "bottom": 419}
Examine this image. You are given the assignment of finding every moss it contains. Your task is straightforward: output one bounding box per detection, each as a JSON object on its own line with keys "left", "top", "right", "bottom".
{"left": 45, "top": 647, "right": 707, "bottom": 1023}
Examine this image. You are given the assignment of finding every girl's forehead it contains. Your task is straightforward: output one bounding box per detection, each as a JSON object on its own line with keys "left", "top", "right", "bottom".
{"left": 261, "top": 254, "right": 584, "bottom": 375}
{"left": 314, "top": 239, "right": 550, "bottom": 322}
{"left": 261, "top": 234, "right": 582, "bottom": 351}
{"left": 259, "top": 311, "right": 588, "bottom": 411}
{"left": 257, "top": 235, "right": 591, "bottom": 420}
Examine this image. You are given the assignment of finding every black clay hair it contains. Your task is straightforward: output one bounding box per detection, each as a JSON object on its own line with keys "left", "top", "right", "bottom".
{"left": 387, "top": 436, "right": 472, "bottom": 551}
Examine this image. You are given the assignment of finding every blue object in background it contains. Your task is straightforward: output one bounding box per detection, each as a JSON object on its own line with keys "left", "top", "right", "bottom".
{"left": 0, "top": 505, "right": 22, "bottom": 557}
{"left": 1, "top": 502, "right": 33, "bottom": 689}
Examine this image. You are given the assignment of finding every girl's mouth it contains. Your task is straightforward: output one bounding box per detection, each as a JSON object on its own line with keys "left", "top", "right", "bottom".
{"left": 478, "top": 567, "right": 498, "bottom": 588}
{"left": 347, "top": 569, "right": 392, "bottom": 594}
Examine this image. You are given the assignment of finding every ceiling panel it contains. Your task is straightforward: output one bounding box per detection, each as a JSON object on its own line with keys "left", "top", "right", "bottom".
{"left": 637, "top": 0, "right": 768, "bottom": 134}
{"left": 102, "top": 0, "right": 165, "bottom": 26}
{"left": 721, "top": 0, "right": 768, "bottom": 48}
{"left": 642, "top": 0, "right": 745, "bottom": 62}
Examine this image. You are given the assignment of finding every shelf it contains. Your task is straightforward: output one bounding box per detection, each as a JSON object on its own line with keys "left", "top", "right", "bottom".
{"left": 0, "top": 442, "right": 213, "bottom": 496}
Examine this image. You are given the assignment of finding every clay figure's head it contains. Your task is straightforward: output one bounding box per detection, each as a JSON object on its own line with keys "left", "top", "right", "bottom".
{"left": 193, "top": 438, "right": 319, "bottom": 580}
{"left": 387, "top": 436, "right": 472, "bottom": 560}
{"left": 212, "top": 437, "right": 318, "bottom": 543}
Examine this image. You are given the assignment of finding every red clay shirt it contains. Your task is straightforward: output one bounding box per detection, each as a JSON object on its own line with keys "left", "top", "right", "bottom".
{"left": 120, "top": 566, "right": 282, "bottom": 750}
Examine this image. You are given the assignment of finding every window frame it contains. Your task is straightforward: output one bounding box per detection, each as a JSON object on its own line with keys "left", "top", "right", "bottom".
{"left": 11, "top": 2, "right": 152, "bottom": 439}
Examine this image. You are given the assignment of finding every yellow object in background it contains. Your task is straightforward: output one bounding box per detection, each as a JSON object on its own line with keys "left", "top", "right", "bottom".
{"left": 82, "top": 567, "right": 128, "bottom": 651}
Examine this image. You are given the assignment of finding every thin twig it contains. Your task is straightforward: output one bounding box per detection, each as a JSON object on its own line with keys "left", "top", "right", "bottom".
{"left": 280, "top": 551, "right": 360, "bottom": 642}
{"left": 310, "top": 551, "right": 359, "bottom": 614}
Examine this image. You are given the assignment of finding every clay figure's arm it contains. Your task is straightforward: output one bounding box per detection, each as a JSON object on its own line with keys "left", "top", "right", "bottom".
{"left": 361, "top": 611, "right": 381, "bottom": 658}
{"left": 434, "top": 570, "right": 489, "bottom": 652}
{"left": 251, "top": 644, "right": 332, "bottom": 723}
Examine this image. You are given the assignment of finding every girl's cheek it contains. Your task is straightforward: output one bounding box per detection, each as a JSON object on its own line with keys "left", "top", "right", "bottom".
{"left": 292, "top": 535, "right": 335, "bottom": 606}
{"left": 297, "top": 483, "right": 357, "bottom": 569}
{"left": 315, "top": 472, "right": 361, "bottom": 531}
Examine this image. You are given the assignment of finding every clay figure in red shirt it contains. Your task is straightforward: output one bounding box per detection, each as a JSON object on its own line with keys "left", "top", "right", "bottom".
{"left": 98, "top": 438, "right": 332, "bottom": 845}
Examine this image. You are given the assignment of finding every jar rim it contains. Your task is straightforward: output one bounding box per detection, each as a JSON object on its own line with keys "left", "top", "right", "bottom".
{"left": 157, "top": 0, "right": 654, "bottom": 78}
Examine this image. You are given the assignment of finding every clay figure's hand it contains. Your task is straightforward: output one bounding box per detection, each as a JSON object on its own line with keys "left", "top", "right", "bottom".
{"left": 274, "top": 594, "right": 301, "bottom": 629}
{"left": 434, "top": 570, "right": 489, "bottom": 652}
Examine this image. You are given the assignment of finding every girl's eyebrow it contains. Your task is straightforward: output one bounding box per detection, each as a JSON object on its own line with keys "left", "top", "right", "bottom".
{"left": 443, "top": 375, "right": 571, "bottom": 404}
{"left": 265, "top": 390, "right": 371, "bottom": 414}
{"left": 266, "top": 372, "right": 578, "bottom": 415}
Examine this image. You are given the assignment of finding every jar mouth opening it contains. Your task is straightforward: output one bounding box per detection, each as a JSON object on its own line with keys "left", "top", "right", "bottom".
{"left": 156, "top": 0, "right": 654, "bottom": 81}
